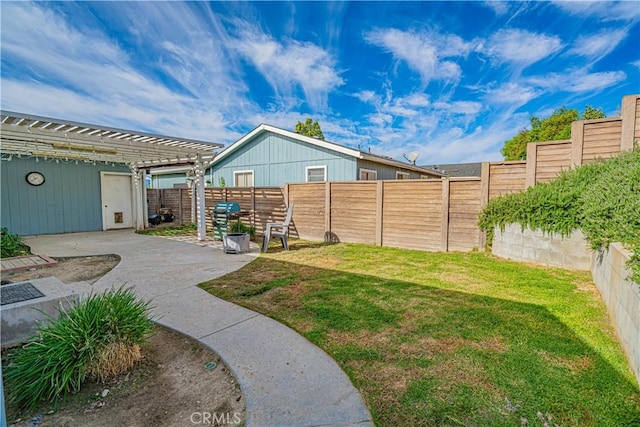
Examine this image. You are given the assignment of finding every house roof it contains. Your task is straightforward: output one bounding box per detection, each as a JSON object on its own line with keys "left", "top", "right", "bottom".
{"left": 212, "top": 124, "right": 443, "bottom": 177}
{"left": 0, "top": 111, "right": 223, "bottom": 168}
{"left": 420, "top": 162, "right": 482, "bottom": 177}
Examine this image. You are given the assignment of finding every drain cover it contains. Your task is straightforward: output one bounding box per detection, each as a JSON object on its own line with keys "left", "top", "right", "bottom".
{"left": 1, "top": 282, "right": 46, "bottom": 306}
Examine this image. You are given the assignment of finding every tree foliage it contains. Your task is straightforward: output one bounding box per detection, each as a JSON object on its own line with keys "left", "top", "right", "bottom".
{"left": 295, "top": 118, "right": 325, "bottom": 140}
{"left": 501, "top": 105, "right": 606, "bottom": 160}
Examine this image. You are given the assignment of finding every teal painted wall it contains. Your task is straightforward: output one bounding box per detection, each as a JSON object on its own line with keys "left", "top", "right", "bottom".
{"left": 210, "top": 132, "right": 357, "bottom": 186}
{"left": 356, "top": 159, "right": 425, "bottom": 180}
{"left": 150, "top": 173, "right": 188, "bottom": 189}
{"left": 1, "top": 158, "right": 130, "bottom": 235}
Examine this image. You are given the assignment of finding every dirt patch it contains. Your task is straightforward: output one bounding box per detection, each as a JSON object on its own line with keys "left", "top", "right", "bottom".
{"left": 5, "top": 326, "right": 245, "bottom": 427}
{"left": 2, "top": 255, "right": 121, "bottom": 285}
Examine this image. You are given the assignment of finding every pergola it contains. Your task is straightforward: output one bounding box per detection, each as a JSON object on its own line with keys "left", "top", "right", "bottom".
{"left": 1, "top": 110, "right": 223, "bottom": 240}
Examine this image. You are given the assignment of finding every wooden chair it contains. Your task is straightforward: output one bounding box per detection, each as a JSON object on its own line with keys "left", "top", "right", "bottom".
{"left": 262, "top": 203, "right": 294, "bottom": 252}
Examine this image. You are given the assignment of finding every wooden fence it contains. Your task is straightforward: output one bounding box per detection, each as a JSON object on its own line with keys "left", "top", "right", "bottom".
{"left": 285, "top": 178, "right": 484, "bottom": 251}
{"left": 147, "top": 94, "right": 639, "bottom": 252}
{"left": 148, "top": 187, "right": 287, "bottom": 235}
{"left": 147, "top": 188, "right": 192, "bottom": 225}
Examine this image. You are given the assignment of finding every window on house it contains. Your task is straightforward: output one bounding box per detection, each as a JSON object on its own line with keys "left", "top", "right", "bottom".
{"left": 234, "top": 170, "right": 254, "bottom": 187}
{"left": 396, "top": 171, "right": 410, "bottom": 180}
{"left": 306, "top": 165, "right": 327, "bottom": 182}
{"left": 359, "top": 168, "right": 377, "bottom": 181}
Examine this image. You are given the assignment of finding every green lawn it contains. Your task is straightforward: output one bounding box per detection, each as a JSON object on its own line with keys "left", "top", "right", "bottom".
{"left": 199, "top": 241, "right": 640, "bottom": 426}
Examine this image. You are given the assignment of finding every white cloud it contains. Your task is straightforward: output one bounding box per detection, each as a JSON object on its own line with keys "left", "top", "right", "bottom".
{"left": 526, "top": 69, "right": 627, "bottom": 93}
{"left": 365, "top": 28, "right": 473, "bottom": 86}
{"left": 402, "top": 93, "right": 431, "bottom": 108}
{"left": 0, "top": 2, "right": 252, "bottom": 142}
{"left": 482, "top": 1, "right": 510, "bottom": 16}
{"left": 231, "top": 24, "right": 344, "bottom": 110}
{"left": 552, "top": 1, "right": 640, "bottom": 22}
{"left": 482, "top": 29, "right": 563, "bottom": 68}
{"left": 568, "top": 29, "right": 628, "bottom": 63}
{"left": 433, "top": 101, "right": 483, "bottom": 115}
{"left": 483, "top": 82, "right": 541, "bottom": 108}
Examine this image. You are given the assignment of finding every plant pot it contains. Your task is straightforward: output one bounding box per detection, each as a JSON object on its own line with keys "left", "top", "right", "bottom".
{"left": 223, "top": 233, "right": 250, "bottom": 254}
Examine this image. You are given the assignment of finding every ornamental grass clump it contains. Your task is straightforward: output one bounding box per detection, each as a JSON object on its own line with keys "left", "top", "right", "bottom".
{"left": 3, "top": 287, "right": 153, "bottom": 411}
{"left": 1, "top": 227, "right": 30, "bottom": 258}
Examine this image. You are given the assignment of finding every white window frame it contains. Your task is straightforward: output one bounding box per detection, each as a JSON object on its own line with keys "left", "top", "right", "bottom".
{"left": 396, "top": 171, "right": 410, "bottom": 180}
{"left": 305, "top": 165, "right": 327, "bottom": 182}
{"left": 233, "top": 170, "right": 254, "bottom": 187}
{"left": 359, "top": 168, "right": 377, "bottom": 181}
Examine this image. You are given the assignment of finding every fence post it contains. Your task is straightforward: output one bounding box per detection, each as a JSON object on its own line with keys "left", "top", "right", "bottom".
{"left": 325, "top": 182, "right": 331, "bottom": 238}
{"left": 284, "top": 184, "right": 289, "bottom": 207}
{"left": 440, "top": 178, "right": 450, "bottom": 252}
{"left": 620, "top": 95, "right": 638, "bottom": 152}
{"left": 178, "top": 189, "right": 183, "bottom": 225}
{"left": 479, "top": 163, "right": 490, "bottom": 251}
{"left": 571, "top": 120, "right": 585, "bottom": 168}
{"left": 250, "top": 187, "right": 256, "bottom": 227}
{"left": 375, "top": 180, "right": 383, "bottom": 246}
{"left": 190, "top": 186, "right": 196, "bottom": 223}
{"left": 525, "top": 143, "right": 537, "bottom": 188}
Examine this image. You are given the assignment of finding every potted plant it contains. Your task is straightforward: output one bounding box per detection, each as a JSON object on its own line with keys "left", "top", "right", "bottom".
{"left": 223, "top": 220, "right": 255, "bottom": 254}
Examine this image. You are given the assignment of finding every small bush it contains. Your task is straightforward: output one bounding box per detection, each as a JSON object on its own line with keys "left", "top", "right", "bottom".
{"left": 1, "top": 228, "right": 30, "bottom": 258}
{"left": 3, "top": 287, "right": 153, "bottom": 411}
{"left": 230, "top": 221, "right": 256, "bottom": 239}
{"left": 479, "top": 149, "right": 640, "bottom": 282}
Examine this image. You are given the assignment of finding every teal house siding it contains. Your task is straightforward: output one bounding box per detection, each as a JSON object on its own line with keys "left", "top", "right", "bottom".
{"left": 211, "top": 132, "right": 357, "bottom": 186}
{"left": 150, "top": 173, "right": 189, "bottom": 189}
{"left": 1, "top": 158, "right": 130, "bottom": 235}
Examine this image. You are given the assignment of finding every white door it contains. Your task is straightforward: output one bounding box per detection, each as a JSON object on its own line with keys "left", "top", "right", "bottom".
{"left": 101, "top": 173, "right": 133, "bottom": 230}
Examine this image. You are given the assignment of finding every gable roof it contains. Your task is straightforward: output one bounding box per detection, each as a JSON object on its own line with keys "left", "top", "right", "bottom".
{"left": 213, "top": 124, "right": 443, "bottom": 177}
{"left": 420, "top": 162, "right": 482, "bottom": 177}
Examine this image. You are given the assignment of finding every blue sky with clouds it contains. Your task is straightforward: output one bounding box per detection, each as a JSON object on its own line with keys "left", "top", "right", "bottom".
{"left": 1, "top": 1, "right": 638, "bottom": 163}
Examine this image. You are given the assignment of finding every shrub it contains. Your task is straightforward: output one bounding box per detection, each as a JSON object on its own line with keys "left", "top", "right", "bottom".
{"left": 1, "top": 228, "right": 30, "bottom": 258}
{"left": 3, "top": 287, "right": 154, "bottom": 411}
{"left": 230, "top": 220, "right": 256, "bottom": 239}
{"left": 479, "top": 149, "right": 640, "bottom": 282}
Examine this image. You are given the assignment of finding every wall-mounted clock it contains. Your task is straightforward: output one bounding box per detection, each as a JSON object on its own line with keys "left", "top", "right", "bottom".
{"left": 26, "top": 171, "right": 45, "bottom": 186}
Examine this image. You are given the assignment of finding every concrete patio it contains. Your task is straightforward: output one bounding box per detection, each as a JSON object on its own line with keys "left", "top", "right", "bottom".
{"left": 22, "top": 229, "right": 373, "bottom": 427}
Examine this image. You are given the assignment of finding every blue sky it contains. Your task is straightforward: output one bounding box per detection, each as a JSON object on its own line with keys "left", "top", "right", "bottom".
{"left": 1, "top": 1, "right": 639, "bottom": 164}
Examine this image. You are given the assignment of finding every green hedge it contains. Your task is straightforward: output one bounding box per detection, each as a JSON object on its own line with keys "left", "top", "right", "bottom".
{"left": 479, "top": 149, "right": 640, "bottom": 282}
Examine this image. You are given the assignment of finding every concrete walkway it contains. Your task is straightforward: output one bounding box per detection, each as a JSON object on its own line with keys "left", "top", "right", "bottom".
{"left": 24, "top": 229, "right": 373, "bottom": 427}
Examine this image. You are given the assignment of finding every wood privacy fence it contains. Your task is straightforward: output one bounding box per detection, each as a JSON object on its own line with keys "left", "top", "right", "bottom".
{"left": 148, "top": 187, "right": 287, "bottom": 235}
{"left": 147, "top": 94, "right": 639, "bottom": 252}
{"left": 285, "top": 179, "right": 483, "bottom": 251}
{"left": 147, "top": 188, "right": 192, "bottom": 224}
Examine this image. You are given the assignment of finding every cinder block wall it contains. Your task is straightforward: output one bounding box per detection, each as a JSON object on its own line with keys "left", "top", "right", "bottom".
{"left": 492, "top": 224, "right": 592, "bottom": 270}
{"left": 591, "top": 243, "right": 640, "bottom": 386}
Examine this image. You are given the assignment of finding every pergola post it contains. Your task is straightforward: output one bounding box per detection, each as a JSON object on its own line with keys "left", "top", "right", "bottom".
{"left": 195, "top": 156, "right": 207, "bottom": 241}
{"left": 130, "top": 165, "right": 145, "bottom": 231}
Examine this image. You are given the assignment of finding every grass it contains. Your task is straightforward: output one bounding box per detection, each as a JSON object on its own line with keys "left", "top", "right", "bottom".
{"left": 135, "top": 222, "right": 197, "bottom": 237}
{"left": 199, "top": 240, "right": 640, "bottom": 426}
{"left": 1, "top": 227, "right": 31, "bottom": 258}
